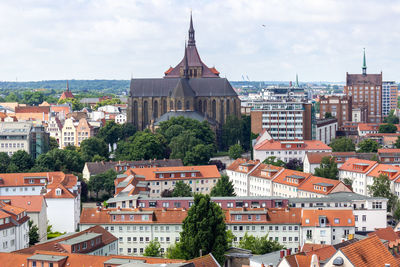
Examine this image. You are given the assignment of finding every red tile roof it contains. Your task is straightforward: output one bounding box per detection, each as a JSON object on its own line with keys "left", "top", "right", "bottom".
{"left": 272, "top": 169, "right": 312, "bottom": 187}
{"left": 340, "top": 235, "right": 399, "bottom": 266}
{"left": 248, "top": 163, "right": 284, "bottom": 180}
{"left": 305, "top": 152, "right": 357, "bottom": 164}
{"left": 339, "top": 158, "right": 378, "bottom": 174}
{"left": 359, "top": 123, "right": 400, "bottom": 132}
{"left": 298, "top": 176, "right": 349, "bottom": 195}
{"left": 301, "top": 209, "right": 354, "bottom": 227}
{"left": 227, "top": 158, "right": 259, "bottom": 173}
{"left": 225, "top": 208, "right": 302, "bottom": 225}
{"left": 188, "top": 253, "right": 219, "bottom": 267}
{"left": 254, "top": 139, "right": 331, "bottom": 151}
{"left": 15, "top": 106, "right": 50, "bottom": 114}
{"left": 378, "top": 149, "right": 400, "bottom": 154}
{"left": 304, "top": 245, "right": 336, "bottom": 261}
{"left": 367, "top": 226, "right": 400, "bottom": 242}
{"left": 0, "top": 196, "right": 45, "bottom": 213}
{"left": 125, "top": 165, "right": 220, "bottom": 181}
{"left": 301, "top": 243, "right": 330, "bottom": 253}
{"left": 366, "top": 164, "right": 400, "bottom": 181}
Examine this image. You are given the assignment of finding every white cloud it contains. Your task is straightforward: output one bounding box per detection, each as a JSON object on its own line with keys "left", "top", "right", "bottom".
{"left": 0, "top": 0, "right": 398, "bottom": 81}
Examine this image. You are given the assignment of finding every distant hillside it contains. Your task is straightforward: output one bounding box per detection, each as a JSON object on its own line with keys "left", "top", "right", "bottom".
{"left": 0, "top": 80, "right": 130, "bottom": 93}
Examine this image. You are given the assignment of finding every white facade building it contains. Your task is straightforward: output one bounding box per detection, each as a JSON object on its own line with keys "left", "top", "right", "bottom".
{"left": 0, "top": 203, "right": 29, "bottom": 252}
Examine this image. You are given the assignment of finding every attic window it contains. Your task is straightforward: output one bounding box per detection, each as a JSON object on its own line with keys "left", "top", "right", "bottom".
{"left": 56, "top": 188, "right": 62, "bottom": 196}
{"left": 348, "top": 219, "right": 351, "bottom": 224}
{"left": 305, "top": 219, "right": 310, "bottom": 224}
{"left": 334, "top": 218, "right": 340, "bottom": 224}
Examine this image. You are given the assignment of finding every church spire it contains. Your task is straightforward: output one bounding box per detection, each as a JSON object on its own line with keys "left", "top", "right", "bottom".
{"left": 183, "top": 42, "right": 189, "bottom": 78}
{"left": 66, "top": 80, "right": 69, "bottom": 92}
{"left": 362, "top": 48, "right": 367, "bottom": 75}
{"left": 188, "top": 11, "right": 195, "bottom": 46}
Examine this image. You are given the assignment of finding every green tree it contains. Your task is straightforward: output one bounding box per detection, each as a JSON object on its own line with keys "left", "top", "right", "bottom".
{"left": 183, "top": 144, "right": 214, "bottom": 166}
{"left": 324, "top": 112, "right": 334, "bottom": 119}
{"left": 238, "top": 232, "right": 284, "bottom": 254}
{"left": 88, "top": 169, "right": 117, "bottom": 199}
{"left": 210, "top": 175, "right": 235, "bottom": 197}
{"left": 115, "top": 130, "right": 167, "bottom": 161}
{"left": 358, "top": 139, "right": 380, "bottom": 153}
{"left": 49, "top": 137, "right": 59, "bottom": 150}
{"left": 143, "top": 240, "right": 162, "bottom": 257}
{"left": 5, "top": 92, "right": 19, "bottom": 102}
{"left": 330, "top": 137, "right": 355, "bottom": 152}
{"left": 221, "top": 115, "right": 251, "bottom": 151}
{"left": 314, "top": 156, "right": 338, "bottom": 179}
{"left": 368, "top": 174, "right": 398, "bottom": 212}
{"left": 9, "top": 150, "right": 34, "bottom": 172}
{"left": 97, "top": 121, "right": 122, "bottom": 149}
{"left": 343, "top": 178, "right": 353, "bottom": 187}
{"left": 34, "top": 149, "right": 84, "bottom": 173}
{"left": 28, "top": 220, "right": 39, "bottom": 245}
{"left": 120, "top": 123, "right": 136, "bottom": 140}
{"left": 285, "top": 159, "right": 303, "bottom": 171}
{"left": 0, "top": 152, "right": 10, "bottom": 173}
{"left": 166, "top": 243, "right": 186, "bottom": 259}
{"left": 80, "top": 137, "right": 109, "bottom": 162}
{"left": 22, "top": 91, "right": 44, "bottom": 106}
{"left": 394, "top": 201, "right": 400, "bottom": 221}
{"left": 379, "top": 123, "right": 397, "bottom": 133}
{"left": 58, "top": 98, "right": 83, "bottom": 111}
{"left": 179, "top": 194, "right": 227, "bottom": 264}
{"left": 262, "top": 156, "right": 285, "bottom": 167}
{"left": 384, "top": 110, "right": 399, "bottom": 124}
{"left": 93, "top": 98, "right": 122, "bottom": 110}
{"left": 395, "top": 136, "right": 400, "bottom": 149}
{"left": 228, "top": 144, "right": 243, "bottom": 160}
{"left": 172, "top": 181, "right": 192, "bottom": 197}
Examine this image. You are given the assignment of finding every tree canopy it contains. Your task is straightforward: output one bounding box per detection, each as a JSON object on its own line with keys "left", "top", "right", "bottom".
{"left": 238, "top": 232, "right": 284, "bottom": 255}
{"left": 88, "top": 169, "right": 117, "bottom": 199}
{"left": 262, "top": 156, "right": 285, "bottom": 167}
{"left": 94, "top": 98, "right": 122, "bottom": 110}
{"left": 383, "top": 110, "right": 399, "bottom": 124}
{"left": 228, "top": 144, "right": 243, "bottom": 160}
{"left": 379, "top": 123, "right": 397, "bottom": 133}
{"left": 368, "top": 174, "right": 397, "bottom": 212}
{"left": 314, "top": 156, "right": 338, "bottom": 180}
{"left": 143, "top": 240, "right": 162, "bottom": 257}
{"left": 395, "top": 136, "right": 400, "bottom": 149}
{"left": 178, "top": 194, "right": 227, "bottom": 264}
{"left": 172, "top": 181, "right": 192, "bottom": 197}
{"left": 221, "top": 115, "right": 251, "bottom": 151}
{"left": 80, "top": 137, "right": 109, "bottom": 162}
{"left": 9, "top": 150, "right": 34, "bottom": 172}
{"left": 358, "top": 139, "right": 380, "bottom": 153}
{"left": 329, "top": 137, "right": 355, "bottom": 152}
{"left": 28, "top": 220, "right": 39, "bottom": 245}
{"left": 324, "top": 112, "right": 334, "bottom": 119}
{"left": 285, "top": 159, "right": 303, "bottom": 171}
{"left": 210, "top": 175, "right": 236, "bottom": 197}
{"left": 34, "top": 148, "right": 84, "bottom": 173}
{"left": 0, "top": 152, "right": 10, "bottom": 173}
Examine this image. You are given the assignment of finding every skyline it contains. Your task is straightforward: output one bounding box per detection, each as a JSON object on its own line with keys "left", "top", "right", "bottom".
{"left": 0, "top": 0, "right": 399, "bottom": 82}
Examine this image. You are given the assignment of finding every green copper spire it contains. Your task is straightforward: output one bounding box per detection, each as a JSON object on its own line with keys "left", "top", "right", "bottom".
{"left": 362, "top": 48, "right": 367, "bottom": 75}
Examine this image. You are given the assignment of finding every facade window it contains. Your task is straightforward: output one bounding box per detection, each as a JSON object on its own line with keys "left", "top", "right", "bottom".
{"left": 362, "top": 215, "right": 366, "bottom": 222}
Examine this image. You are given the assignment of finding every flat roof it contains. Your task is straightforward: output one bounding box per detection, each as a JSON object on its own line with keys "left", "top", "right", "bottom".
{"left": 59, "top": 233, "right": 102, "bottom": 245}
{"left": 28, "top": 254, "right": 67, "bottom": 262}
{"left": 103, "top": 258, "right": 145, "bottom": 264}
{"left": 290, "top": 192, "right": 387, "bottom": 203}
{"left": 287, "top": 175, "right": 306, "bottom": 179}
{"left": 314, "top": 182, "right": 334, "bottom": 187}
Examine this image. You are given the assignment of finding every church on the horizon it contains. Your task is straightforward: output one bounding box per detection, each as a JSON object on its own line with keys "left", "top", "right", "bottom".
{"left": 127, "top": 14, "right": 240, "bottom": 131}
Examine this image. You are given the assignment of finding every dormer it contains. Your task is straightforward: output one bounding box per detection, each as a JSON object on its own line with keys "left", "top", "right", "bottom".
{"left": 319, "top": 216, "right": 327, "bottom": 227}
{"left": 380, "top": 169, "right": 398, "bottom": 179}
{"left": 0, "top": 178, "right": 3, "bottom": 185}
{"left": 261, "top": 169, "right": 278, "bottom": 178}
{"left": 352, "top": 163, "right": 370, "bottom": 171}
{"left": 285, "top": 175, "right": 306, "bottom": 184}
{"left": 239, "top": 163, "right": 254, "bottom": 172}
{"left": 55, "top": 188, "right": 62, "bottom": 196}
{"left": 281, "top": 141, "right": 305, "bottom": 149}
{"left": 313, "top": 182, "right": 334, "bottom": 192}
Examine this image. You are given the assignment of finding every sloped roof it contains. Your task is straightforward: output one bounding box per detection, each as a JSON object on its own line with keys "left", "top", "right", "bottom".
{"left": 339, "top": 158, "right": 378, "bottom": 174}
{"left": 301, "top": 209, "right": 354, "bottom": 227}
{"left": 272, "top": 169, "right": 312, "bottom": 187}
{"left": 249, "top": 163, "right": 284, "bottom": 180}
{"left": 340, "top": 235, "right": 398, "bottom": 266}
{"left": 304, "top": 245, "right": 336, "bottom": 261}
{"left": 0, "top": 195, "right": 45, "bottom": 213}
{"left": 15, "top": 106, "right": 50, "bottom": 113}
{"left": 298, "top": 176, "right": 348, "bottom": 195}
{"left": 366, "top": 163, "right": 400, "bottom": 180}
{"left": 226, "top": 158, "right": 260, "bottom": 173}
{"left": 367, "top": 226, "right": 399, "bottom": 242}
{"left": 254, "top": 139, "right": 331, "bottom": 151}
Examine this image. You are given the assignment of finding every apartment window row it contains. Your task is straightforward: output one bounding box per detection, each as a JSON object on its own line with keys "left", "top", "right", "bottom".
{"left": 0, "top": 143, "right": 25, "bottom": 148}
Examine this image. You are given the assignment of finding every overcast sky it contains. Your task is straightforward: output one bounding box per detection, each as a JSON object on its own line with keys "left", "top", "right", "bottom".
{"left": 0, "top": 0, "right": 399, "bottom": 82}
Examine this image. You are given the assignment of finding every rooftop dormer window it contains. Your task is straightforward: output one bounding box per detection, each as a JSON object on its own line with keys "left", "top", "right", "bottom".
{"left": 55, "top": 188, "right": 62, "bottom": 196}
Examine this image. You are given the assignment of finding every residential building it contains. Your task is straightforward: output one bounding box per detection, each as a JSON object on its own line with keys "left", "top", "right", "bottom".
{"left": 0, "top": 172, "right": 81, "bottom": 232}
{"left": 253, "top": 139, "right": 332, "bottom": 163}
{"left": 319, "top": 95, "right": 352, "bottom": 127}
{"left": 323, "top": 235, "right": 398, "bottom": 267}
{"left": 367, "top": 226, "right": 400, "bottom": 255}
{"left": 344, "top": 50, "right": 383, "bottom": 123}
{"left": 0, "top": 202, "right": 29, "bottom": 252}
{"left": 107, "top": 195, "right": 288, "bottom": 210}
{"left": 260, "top": 85, "right": 307, "bottom": 101}
{"left": 315, "top": 118, "right": 337, "bottom": 145}
{"left": 61, "top": 118, "right": 77, "bottom": 148}
{"left": 61, "top": 117, "right": 94, "bottom": 148}
{"left": 14, "top": 106, "right": 50, "bottom": 122}
{"left": 0, "top": 251, "right": 212, "bottom": 267}
{"left": 114, "top": 165, "right": 221, "bottom": 197}
{"left": 82, "top": 159, "right": 183, "bottom": 181}
{"left": 76, "top": 118, "right": 94, "bottom": 146}
{"left": 303, "top": 152, "right": 357, "bottom": 174}
{"left": 0, "top": 195, "right": 47, "bottom": 242}
{"left": 115, "top": 113, "right": 127, "bottom": 124}
{"left": 300, "top": 209, "right": 355, "bottom": 246}
{"left": 363, "top": 133, "right": 400, "bottom": 148}
{"left": 378, "top": 148, "right": 400, "bottom": 166}
{"left": 290, "top": 192, "right": 387, "bottom": 232}
{"left": 382, "top": 81, "right": 398, "bottom": 116}
{"left": 16, "top": 225, "right": 117, "bottom": 256}
{"left": 358, "top": 123, "right": 400, "bottom": 136}
{"left": 45, "top": 115, "right": 63, "bottom": 146}
{"left": 351, "top": 104, "right": 368, "bottom": 123}
{"left": 250, "top": 101, "right": 314, "bottom": 140}
{"left": 0, "top": 121, "right": 49, "bottom": 158}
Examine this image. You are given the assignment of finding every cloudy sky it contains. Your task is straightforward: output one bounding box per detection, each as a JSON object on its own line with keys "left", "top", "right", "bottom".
{"left": 0, "top": 0, "right": 399, "bottom": 82}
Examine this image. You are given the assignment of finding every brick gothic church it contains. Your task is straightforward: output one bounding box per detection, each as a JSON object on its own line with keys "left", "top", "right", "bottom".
{"left": 127, "top": 14, "right": 240, "bottom": 131}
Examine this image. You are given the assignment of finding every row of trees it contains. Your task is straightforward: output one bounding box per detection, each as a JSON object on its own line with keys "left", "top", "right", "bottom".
{"left": 330, "top": 137, "right": 380, "bottom": 153}
{"left": 142, "top": 194, "right": 284, "bottom": 263}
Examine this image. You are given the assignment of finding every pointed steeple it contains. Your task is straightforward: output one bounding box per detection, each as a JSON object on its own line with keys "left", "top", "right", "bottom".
{"left": 66, "top": 80, "right": 69, "bottom": 92}
{"left": 183, "top": 42, "right": 189, "bottom": 78}
{"left": 188, "top": 11, "right": 195, "bottom": 46}
{"left": 295, "top": 74, "right": 299, "bottom": 87}
{"left": 362, "top": 48, "right": 367, "bottom": 75}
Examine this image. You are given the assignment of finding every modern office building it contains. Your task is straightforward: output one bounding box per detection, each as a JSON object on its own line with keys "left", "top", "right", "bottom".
{"left": 319, "top": 95, "right": 352, "bottom": 127}
{"left": 382, "top": 81, "right": 398, "bottom": 116}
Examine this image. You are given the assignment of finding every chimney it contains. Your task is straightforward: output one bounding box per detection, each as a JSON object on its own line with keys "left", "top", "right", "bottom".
{"left": 280, "top": 250, "right": 285, "bottom": 258}
{"left": 199, "top": 249, "right": 202, "bottom": 257}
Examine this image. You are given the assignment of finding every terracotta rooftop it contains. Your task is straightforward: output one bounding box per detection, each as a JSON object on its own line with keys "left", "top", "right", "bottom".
{"left": 339, "top": 158, "right": 378, "bottom": 174}
{"left": 298, "top": 176, "right": 349, "bottom": 195}
{"left": 378, "top": 149, "right": 400, "bottom": 154}
{"left": 305, "top": 152, "right": 357, "bottom": 164}
{"left": 272, "top": 169, "right": 312, "bottom": 187}
{"left": 304, "top": 245, "right": 336, "bottom": 261}
{"left": 359, "top": 123, "right": 400, "bottom": 132}
{"left": 226, "top": 158, "right": 259, "bottom": 173}
{"left": 15, "top": 106, "right": 50, "bottom": 114}
{"left": 249, "top": 163, "right": 284, "bottom": 180}
{"left": 301, "top": 209, "right": 354, "bottom": 227}
{"left": 367, "top": 226, "right": 400, "bottom": 242}
{"left": 254, "top": 139, "right": 332, "bottom": 151}
{"left": 339, "top": 235, "right": 399, "bottom": 266}
{"left": 367, "top": 164, "right": 400, "bottom": 181}
{"left": 0, "top": 196, "right": 45, "bottom": 213}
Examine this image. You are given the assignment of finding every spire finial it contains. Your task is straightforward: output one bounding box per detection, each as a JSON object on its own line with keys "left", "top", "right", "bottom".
{"left": 188, "top": 11, "right": 195, "bottom": 46}
{"left": 183, "top": 41, "right": 189, "bottom": 78}
{"left": 66, "top": 80, "right": 69, "bottom": 92}
{"left": 362, "top": 48, "right": 367, "bottom": 75}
